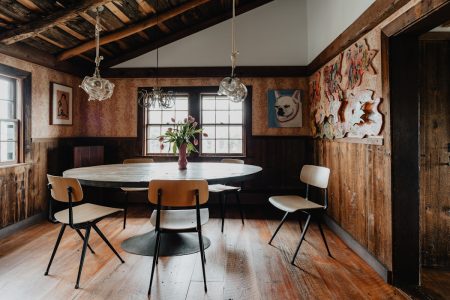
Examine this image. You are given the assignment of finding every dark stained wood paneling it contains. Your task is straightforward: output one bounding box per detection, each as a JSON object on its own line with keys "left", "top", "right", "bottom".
{"left": 314, "top": 140, "right": 392, "bottom": 270}
{"left": 419, "top": 40, "right": 450, "bottom": 268}
{"left": 73, "top": 146, "right": 104, "bottom": 168}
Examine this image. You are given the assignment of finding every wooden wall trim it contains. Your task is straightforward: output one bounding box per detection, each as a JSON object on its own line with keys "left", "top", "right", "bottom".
{"left": 103, "top": 66, "right": 308, "bottom": 78}
{"left": 307, "top": 0, "right": 410, "bottom": 73}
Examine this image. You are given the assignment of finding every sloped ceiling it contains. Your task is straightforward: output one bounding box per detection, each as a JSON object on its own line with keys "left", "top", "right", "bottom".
{"left": 114, "top": 0, "right": 374, "bottom": 68}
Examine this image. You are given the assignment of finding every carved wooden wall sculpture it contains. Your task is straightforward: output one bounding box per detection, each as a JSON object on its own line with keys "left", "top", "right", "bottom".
{"left": 310, "top": 38, "right": 383, "bottom": 140}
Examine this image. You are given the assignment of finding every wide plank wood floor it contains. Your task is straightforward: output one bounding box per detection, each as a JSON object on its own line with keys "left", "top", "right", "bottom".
{"left": 0, "top": 206, "right": 407, "bottom": 300}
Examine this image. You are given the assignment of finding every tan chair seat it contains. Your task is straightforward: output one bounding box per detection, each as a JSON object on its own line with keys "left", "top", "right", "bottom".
{"left": 208, "top": 184, "right": 240, "bottom": 193}
{"left": 54, "top": 203, "right": 123, "bottom": 224}
{"left": 150, "top": 209, "right": 209, "bottom": 230}
{"left": 268, "top": 195, "right": 324, "bottom": 213}
{"left": 120, "top": 187, "right": 148, "bottom": 192}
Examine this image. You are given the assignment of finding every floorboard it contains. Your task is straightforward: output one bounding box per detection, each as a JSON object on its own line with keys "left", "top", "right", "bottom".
{"left": 0, "top": 205, "right": 407, "bottom": 299}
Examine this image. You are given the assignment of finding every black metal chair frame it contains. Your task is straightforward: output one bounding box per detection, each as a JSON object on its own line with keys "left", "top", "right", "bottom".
{"left": 268, "top": 184, "right": 332, "bottom": 265}
{"left": 215, "top": 186, "right": 245, "bottom": 233}
{"left": 45, "top": 184, "right": 125, "bottom": 289}
{"left": 148, "top": 188, "right": 207, "bottom": 295}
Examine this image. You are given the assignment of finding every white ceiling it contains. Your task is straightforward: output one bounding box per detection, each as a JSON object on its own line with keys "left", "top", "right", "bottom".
{"left": 113, "top": 0, "right": 374, "bottom": 68}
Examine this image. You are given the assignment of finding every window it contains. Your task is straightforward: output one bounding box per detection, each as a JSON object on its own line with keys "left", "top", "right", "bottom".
{"left": 142, "top": 87, "right": 248, "bottom": 157}
{"left": 145, "top": 94, "right": 189, "bottom": 155}
{"left": 201, "top": 94, "right": 244, "bottom": 155}
{"left": 0, "top": 75, "right": 19, "bottom": 164}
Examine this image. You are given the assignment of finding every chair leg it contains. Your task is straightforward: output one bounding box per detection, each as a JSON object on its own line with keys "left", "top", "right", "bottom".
{"left": 221, "top": 193, "right": 227, "bottom": 233}
{"left": 75, "top": 229, "right": 95, "bottom": 254}
{"left": 75, "top": 225, "right": 91, "bottom": 289}
{"left": 155, "top": 232, "right": 162, "bottom": 265}
{"left": 92, "top": 224, "right": 125, "bottom": 263}
{"left": 123, "top": 191, "right": 128, "bottom": 229}
{"left": 235, "top": 191, "right": 244, "bottom": 225}
{"left": 45, "top": 223, "right": 66, "bottom": 275}
{"left": 298, "top": 216, "right": 303, "bottom": 232}
{"left": 317, "top": 219, "right": 332, "bottom": 257}
{"left": 268, "top": 211, "right": 289, "bottom": 245}
{"left": 198, "top": 228, "right": 206, "bottom": 264}
{"left": 291, "top": 214, "right": 312, "bottom": 265}
{"left": 198, "top": 229, "right": 207, "bottom": 292}
{"left": 148, "top": 231, "right": 161, "bottom": 295}
{"left": 218, "top": 193, "right": 224, "bottom": 233}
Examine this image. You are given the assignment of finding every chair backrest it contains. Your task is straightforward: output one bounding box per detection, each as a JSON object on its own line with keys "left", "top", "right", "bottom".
{"left": 47, "top": 174, "right": 84, "bottom": 203}
{"left": 300, "top": 165, "right": 330, "bottom": 189}
{"left": 221, "top": 158, "right": 244, "bottom": 164}
{"left": 123, "top": 157, "right": 155, "bottom": 164}
{"left": 148, "top": 179, "right": 209, "bottom": 207}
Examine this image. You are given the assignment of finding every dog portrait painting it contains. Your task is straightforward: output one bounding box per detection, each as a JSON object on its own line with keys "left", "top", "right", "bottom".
{"left": 268, "top": 89, "right": 302, "bottom": 128}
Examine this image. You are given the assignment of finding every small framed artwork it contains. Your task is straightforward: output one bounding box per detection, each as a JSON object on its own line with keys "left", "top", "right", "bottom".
{"left": 268, "top": 89, "right": 302, "bottom": 128}
{"left": 50, "top": 82, "right": 72, "bottom": 125}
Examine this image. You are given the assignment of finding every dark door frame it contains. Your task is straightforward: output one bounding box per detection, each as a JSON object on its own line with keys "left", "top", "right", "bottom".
{"left": 384, "top": 2, "right": 450, "bottom": 287}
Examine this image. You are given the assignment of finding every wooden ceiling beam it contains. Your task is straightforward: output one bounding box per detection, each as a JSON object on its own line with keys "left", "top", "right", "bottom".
{"left": 16, "top": 0, "right": 41, "bottom": 12}
{"left": 36, "top": 33, "right": 67, "bottom": 49}
{"left": 105, "top": 2, "right": 149, "bottom": 40}
{"left": 57, "top": 0, "right": 210, "bottom": 61}
{"left": 0, "top": 0, "right": 113, "bottom": 45}
{"left": 136, "top": 0, "right": 171, "bottom": 33}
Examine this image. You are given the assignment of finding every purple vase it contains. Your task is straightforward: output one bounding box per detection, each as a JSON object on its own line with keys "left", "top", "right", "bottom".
{"left": 178, "top": 143, "right": 188, "bottom": 170}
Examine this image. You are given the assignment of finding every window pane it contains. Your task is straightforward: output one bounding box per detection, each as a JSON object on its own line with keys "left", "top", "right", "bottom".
{"left": 0, "top": 142, "right": 16, "bottom": 162}
{"left": 0, "top": 78, "right": 13, "bottom": 100}
{"left": 229, "top": 140, "right": 243, "bottom": 153}
{"left": 147, "top": 140, "right": 161, "bottom": 154}
{"left": 202, "top": 126, "right": 215, "bottom": 139}
{"left": 162, "top": 111, "right": 174, "bottom": 124}
{"left": 229, "top": 101, "right": 242, "bottom": 111}
{"left": 175, "top": 110, "right": 188, "bottom": 122}
{"left": 177, "top": 99, "right": 188, "bottom": 110}
{"left": 216, "top": 111, "right": 228, "bottom": 124}
{"left": 202, "top": 99, "right": 215, "bottom": 110}
{"left": 216, "top": 140, "right": 229, "bottom": 153}
{"left": 202, "top": 140, "right": 215, "bottom": 153}
{"left": 148, "top": 110, "right": 161, "bottom": 124}
{"left": 229, "top": 111, "right": 243, "bottom": 124}
{"left": 0, "top": 121, "right": 17, "bottom": 141}
{"left": 229, "top": 126, "right": 242, "bottom": 139}
{"left": 203, "top": 111, "right": 215, "bottom": 123}
{"left": 0, "top": 100, "right": 14, "bottom": 119}
{"left": 216, "top": 126, "right": 228, "bottom": 139}
{"left": 147, "top": 126, "right": 161, "bottom": 139}
{"left": 216, "top": 99, "right": 228, "bottom": 110}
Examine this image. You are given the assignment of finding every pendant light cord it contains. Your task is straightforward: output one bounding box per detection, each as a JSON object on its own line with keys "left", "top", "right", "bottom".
{"left": 94, "top": 8, "right": 103, "bottom": 76}
{"left": 230, "top": 0, "right": 237, "bottom": 77}
{"left": 155, "top": 0, "right": 160, "bottom": 87}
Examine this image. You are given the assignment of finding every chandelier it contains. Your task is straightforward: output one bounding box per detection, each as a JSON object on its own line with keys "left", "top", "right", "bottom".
{"left": 138, "top": 0, "right": 174, "bottom": 109}
{"left": 80, "top": 6, "right": 114, "bottom": 101}
{"left": 218, "top": 0, "right": 247, "bottom": 103}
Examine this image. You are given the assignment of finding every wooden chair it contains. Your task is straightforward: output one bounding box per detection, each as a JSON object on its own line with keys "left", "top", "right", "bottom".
{"left": 45, "top": 175, "right": 125, "bottom": 289}
{"left": 208, "top": 158, "right": 245, "bottom": 232}
{"left": 121, "top": 157, "right": 154, "bottom": 229}
{"left": 147, "top": 179, "right": 209, "bottom": 295}
{"left": 268, "top": 165, "right": 332, "bottom": 265}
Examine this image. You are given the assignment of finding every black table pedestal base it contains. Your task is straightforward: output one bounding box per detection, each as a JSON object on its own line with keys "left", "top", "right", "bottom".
{"left": 121, "top": 230, "right": 211, "bottom": 256}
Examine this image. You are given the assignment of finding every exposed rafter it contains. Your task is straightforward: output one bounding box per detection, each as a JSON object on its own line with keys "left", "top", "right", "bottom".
{"left": 57, "top": 0, "right": 210, "bottom": 62}
{"left": 136, "top": 0, "right": 171, "bottom": 33}
{"left": 0, "top": 0, "right": 113, "bottom": 45}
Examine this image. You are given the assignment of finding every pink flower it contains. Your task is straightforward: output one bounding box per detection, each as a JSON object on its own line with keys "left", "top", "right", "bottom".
{"left": 167, "top": 128, "right": 173, "bottom": 132}
{"left": 193, "top": 122, "right": 198, "bottom": 128}
{"left": 160, "top": 143, "right": 164, "bottom": 150}
{"left": 158, "top": 136, "right": 164, "bottom": 142}
{"left": 171, "top": 117, "right": 175, "bottom": 123}
{"left": 202, "top": 132, "right": 208, "bottom": 137}
{"left": 193, "top": 138, "right": 198, "bottom": 146}
{"left": 188, "top": 115, "right": 195, "bottom": 123}
{"left": 184, "top": 118, "right": 188, "bottom": 123}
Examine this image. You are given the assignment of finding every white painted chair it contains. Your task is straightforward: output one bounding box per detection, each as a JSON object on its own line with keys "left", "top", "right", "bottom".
{"left": 268, "top": 165, "right": 332, "bottom": 265}
{"left": 45, "top": 175, "right": 124, "bottom": 289}
{"left": 121, "top": 157, "right": 154, "bottom": 229}
{"left": 208, "top": 158, "right": 245, "bottom": 232}
{"left": 147, "top": 179, "right": 209, "bottom": 295}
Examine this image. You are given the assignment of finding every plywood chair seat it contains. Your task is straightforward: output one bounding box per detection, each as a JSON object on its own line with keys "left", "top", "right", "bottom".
{"left": 268, "top": 195, "right": 324, "bottom": 213}
{"left": 54, "top": 203, "right": 123, "bottom": 225}
{"left": 208, "top": 184, "right": 240, "bottom": 193}
{"left": 150, "top": 208, "right": 209, "bottom": 230}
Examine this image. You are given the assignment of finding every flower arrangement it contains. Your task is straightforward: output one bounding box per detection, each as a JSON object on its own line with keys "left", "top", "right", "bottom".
{"left": 158, "top": 115, "right": 207, "bottom": 154}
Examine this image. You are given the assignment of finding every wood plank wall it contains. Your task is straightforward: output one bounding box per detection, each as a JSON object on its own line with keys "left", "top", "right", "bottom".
{"left": 419, "top": 39, "right": 450, "bottom": 268}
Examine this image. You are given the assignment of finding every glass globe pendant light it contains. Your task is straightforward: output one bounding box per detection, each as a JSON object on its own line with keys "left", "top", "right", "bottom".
{"left": 80, "top": 6, "right": 115, "bottom": 101}
{"left": 137, "top": 0, "right": 174, "bottom": 109}
{"left": 218, "top": 0, "right": 247, "bottom": 103}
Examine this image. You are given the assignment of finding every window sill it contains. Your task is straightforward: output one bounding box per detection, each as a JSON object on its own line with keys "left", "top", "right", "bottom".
{"left": 0, "top": 162, "right": 30, "bottom": 169}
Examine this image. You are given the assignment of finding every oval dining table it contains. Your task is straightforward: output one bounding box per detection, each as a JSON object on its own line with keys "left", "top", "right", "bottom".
{"left": 63, "top": 162, "right": 262, "bottom": 257}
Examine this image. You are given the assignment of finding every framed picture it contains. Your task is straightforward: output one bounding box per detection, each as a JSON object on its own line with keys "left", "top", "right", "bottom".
{"left": 50, "top": 82, "right": 72, "bottom": 125}
{"left": 268, "top": 89, "right": 302, "bottom": 128}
